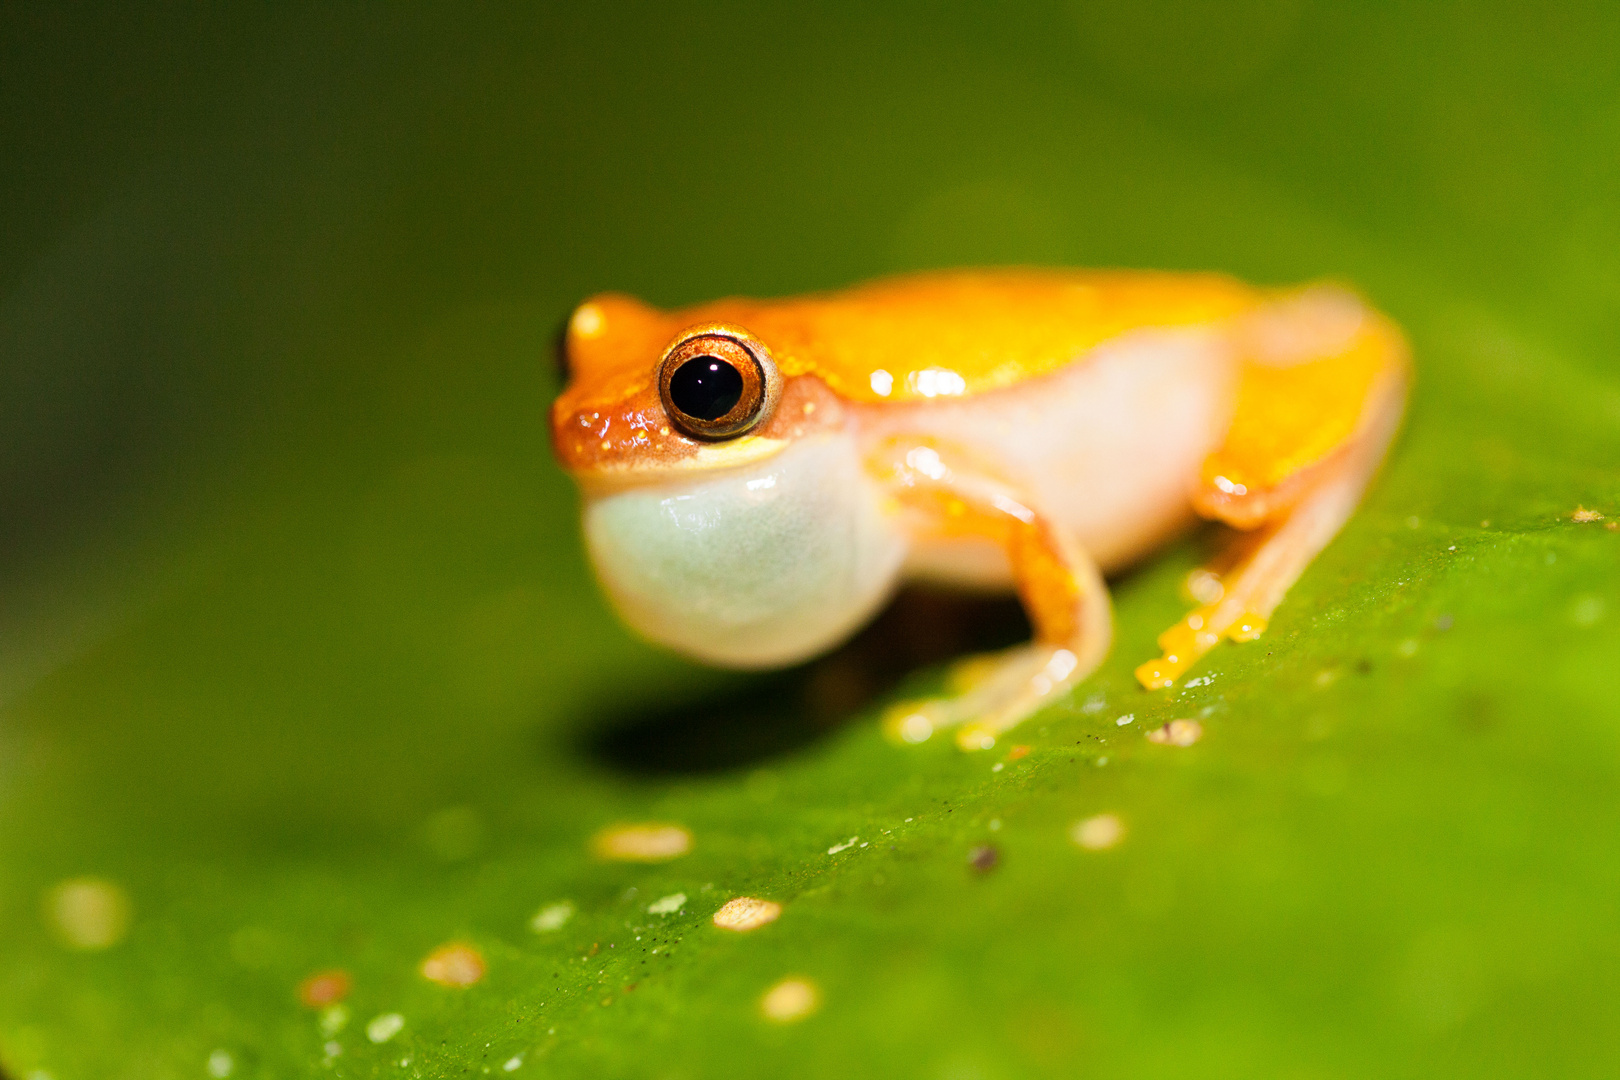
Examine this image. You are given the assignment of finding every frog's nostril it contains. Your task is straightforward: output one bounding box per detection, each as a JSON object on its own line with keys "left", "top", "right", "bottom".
{"left": 669, "top": 357, "right": 744, "bottom": 421}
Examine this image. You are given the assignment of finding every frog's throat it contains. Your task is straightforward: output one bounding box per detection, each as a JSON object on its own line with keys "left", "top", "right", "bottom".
{"left": 580, "top": 433, "right": 907, "bottom": 668}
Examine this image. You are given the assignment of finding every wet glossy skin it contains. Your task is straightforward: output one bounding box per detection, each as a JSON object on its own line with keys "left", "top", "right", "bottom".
{"left": 551, "top": 269, "right": 1409, "bottom": 750}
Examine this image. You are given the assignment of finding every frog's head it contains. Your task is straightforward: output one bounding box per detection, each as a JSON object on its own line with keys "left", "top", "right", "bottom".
{"left": 549, "top": 294, "right": 905, "bottom": 667}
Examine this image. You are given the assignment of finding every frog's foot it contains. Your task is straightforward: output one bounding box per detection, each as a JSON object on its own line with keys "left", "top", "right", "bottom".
{"left": 1136, "top": 465, "right": 1370, "bottom": 690}
{"left": 1134, "top": 596, "right": 1268, "bottom": 690}
{"left": 883, "top": 642, "right": 1094, "bottom": 750}
{"left": 1136, "top": 392, "right": 1405, "bottom": 689}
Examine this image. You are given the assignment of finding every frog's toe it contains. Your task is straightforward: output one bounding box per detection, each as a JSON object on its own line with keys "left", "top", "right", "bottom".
{"left": 881, "top": 699, "right": 948, "bottom": 745}
{"left": 945, "top": 652, "right": 1006, "bottom": 694}
{"left": 954, "top": 721, "right": 1000, "bottom": 752}
{"left": 1134, "top": 657, "right": 1181, "bottom": 691}
{"left": 884, "top": 643, "right": 1094, "bottom": 751}
{"left": 882, "top": 698, "right": 1001, "bottom": 750}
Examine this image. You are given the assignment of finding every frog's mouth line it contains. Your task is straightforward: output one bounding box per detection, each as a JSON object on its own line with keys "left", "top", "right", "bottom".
{"left": 570, "top": 435, "right": 790, "bottom": 494}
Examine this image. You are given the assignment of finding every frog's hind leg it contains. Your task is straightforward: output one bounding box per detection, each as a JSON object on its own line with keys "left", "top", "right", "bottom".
{"left": 1135, "top": 434, "right": 1390, "bottom": 688}
{"left": 871, "top": 438, "right": 1112, "bottom": 751}
{"left": 1136, "top": 287, "right": 1411, "bottom": 689}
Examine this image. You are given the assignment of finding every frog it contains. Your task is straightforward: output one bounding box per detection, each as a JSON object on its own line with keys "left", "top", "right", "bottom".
{"left": 550, "top": 269, "right": 1409, "bottom": 750}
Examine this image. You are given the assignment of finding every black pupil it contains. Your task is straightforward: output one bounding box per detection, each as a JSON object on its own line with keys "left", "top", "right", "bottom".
{"left": 669, "top": 356, "right": 745, "bottom": 421}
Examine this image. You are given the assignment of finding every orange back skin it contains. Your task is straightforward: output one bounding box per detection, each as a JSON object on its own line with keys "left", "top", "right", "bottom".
{"left": 551, "top": 269, "right": 1260, "bottom": 476}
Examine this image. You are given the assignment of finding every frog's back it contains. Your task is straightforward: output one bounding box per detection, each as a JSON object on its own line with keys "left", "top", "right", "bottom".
{"left": 559, "top": 269, "right": 1261, "bottom": 417}
{"left": 680, "top": 269, "right": 1258, "bottom": 403}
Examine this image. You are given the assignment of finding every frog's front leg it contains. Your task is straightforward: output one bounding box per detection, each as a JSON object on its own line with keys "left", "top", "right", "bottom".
{"left": 869, "top": 438, "right": 1112, "bottom": 751}
{"left": 1136, "top": 287, "right": 1411, "bottom": 688}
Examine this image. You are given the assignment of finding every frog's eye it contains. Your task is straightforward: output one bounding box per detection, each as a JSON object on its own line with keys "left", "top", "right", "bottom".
{"left": 657, "top": 327, "right": 782, "bottom": 440}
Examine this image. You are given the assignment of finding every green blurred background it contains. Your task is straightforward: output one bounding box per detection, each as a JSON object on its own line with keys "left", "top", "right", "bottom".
{"left": 3, "top": 2, "right": 1619, "bottom": 1077}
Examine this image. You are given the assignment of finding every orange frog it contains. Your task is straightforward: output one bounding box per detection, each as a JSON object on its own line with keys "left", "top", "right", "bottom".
{"left": 550, "top": 270, "right": 1408, "bottom": 750}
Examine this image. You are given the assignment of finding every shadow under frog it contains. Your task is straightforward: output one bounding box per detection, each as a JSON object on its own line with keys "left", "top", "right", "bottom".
{"left": 578, "top": 587, "right": 1030, "bottom": 776}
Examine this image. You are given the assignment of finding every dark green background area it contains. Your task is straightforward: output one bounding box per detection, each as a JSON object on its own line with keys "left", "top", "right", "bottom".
{"left": 2, "top": 2, "right": 1619, "bottom": 1077}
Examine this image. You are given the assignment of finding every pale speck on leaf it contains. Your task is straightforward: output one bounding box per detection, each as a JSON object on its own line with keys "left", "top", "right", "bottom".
{"left": 647, "top": 892, "right": 687, "bottom": 915}
{"left": 712, "top": 896, "right": 782, "bottom": 931}
{"left": 44, "top": 877, "right": 130, "bottom": 950}
{"left": 420, "top": 942, "right": 486, "bottom": 987}
{"left": 761, "top": 976, "right": 821, "bottom": 1022}
{"left": 318, "top": 1004, "right": 349, "bottom": 1038}
{"left": 591, "top": 823, "right": 692, "bottom": 862}
{"left": 366, "top": 1012, "right": 405, "bottom": 1044}
{"left": 1147, "top": 719, "right": 1203, "bottom": 746}
{"left": 299, "top": 969, "right": 351, "bottom": 1008}
{"left": 530, "top": 900, "right": 575, "bottom": 932}
{"left": 1071, "top": 813, "right": 1125, "bottom": 851}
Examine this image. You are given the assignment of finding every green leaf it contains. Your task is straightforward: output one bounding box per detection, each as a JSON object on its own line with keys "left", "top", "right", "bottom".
{"left": 3, "top": 3, "right": 1619, "bottom": 1077}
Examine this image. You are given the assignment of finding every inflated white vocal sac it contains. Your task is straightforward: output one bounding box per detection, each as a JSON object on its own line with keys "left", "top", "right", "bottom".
{"left": 582, "top": 434, "right": 907, "bottom": 668}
